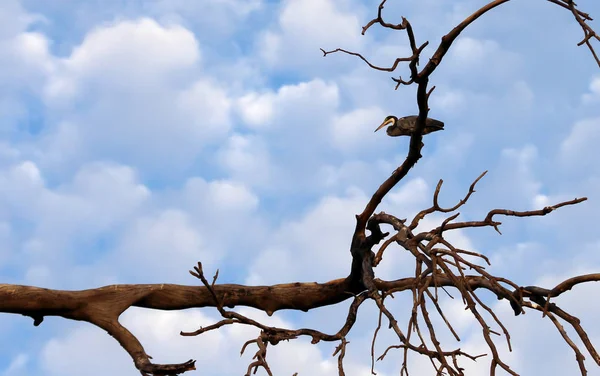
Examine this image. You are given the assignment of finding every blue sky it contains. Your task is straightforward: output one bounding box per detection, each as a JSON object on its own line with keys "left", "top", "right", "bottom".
{"left": 1, "top": 0, "right": 600, "bottom": 375}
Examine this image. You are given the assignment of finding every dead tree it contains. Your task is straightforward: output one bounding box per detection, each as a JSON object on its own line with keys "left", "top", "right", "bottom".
{"left": 1, "top": 1, "right": 600, "bottom": 375}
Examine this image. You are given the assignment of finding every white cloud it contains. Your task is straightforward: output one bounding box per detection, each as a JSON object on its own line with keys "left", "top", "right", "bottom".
{"left": 38, "top": 163, "right": 149, "bottom": 241}
{"left": 39, "top": 309, "right": 223, "bottom": 376}
{"left": 502, "top": 144, "right": 537, "bottom": 166}
{"left": 33, "top": 121, "right": 82, "bottom": 170}
{"left": 176, "top": 78, "right": 232, "bottom": 133}
{"left": 0, "top": 221, "right": 12, "bottom": 265}
{"left": 174, "top": 177, "right": 265, "bottom": 250}
{"left": 235, "top": 92, "right": 275, "bottom": 128}
{"left": 111, "top": 209, "right": 214, "bottom": 282}
{"left": 560, "top": 117, "right": 600, "bottom": 171}
{"left": 447, "top": 37, "right": 522, "bottom": 82}
{"left": 452, "top": 37, "right": 499, "bottom": 64}
{"left": 0, "top": 161, "right": 149, "bottom": 284}
{"left": 186, "top": 178, "right": 259, "bottom": 213}
{"left": 582, "top": 75, "right": 600, "bottom": 104}
{"left": 247, "top": 187, "right": 367, "bottom": 284}
{"left": 24, "top": 265, "right": 52, "bottom": 286}
{"left": 247, "top": 178, "right": 437, "bottom": 284}
{"left": 0, "top": 0, "right": 43, "bottom": 38}
{"left": 258, "top": 0, "right": 365, "bottom": 70}
{"left": 218, "top": 133, "right": 274, "bottom": 188}
{"left": 2, "top": 31, "right": 53, "bottom": 81}
{"left": 146, "top": 0, "right": 263, "bottom": 38}
{"left": 431, "top": 88, "right": 466, "bottom": 114}
{"left": 222, "top": 79, "right": 344, "bottom": 190}
{"left": 47, "top": 18, "right": 199, "bottom": 100}
{"left": 1, "top": 353, "right": 28, "bottom": 376}
{"left": 330, "top": 106, "right": 386, "bottom": 153}
{"left": 509, "top": 80, "right": 534, "bottom": 109}
{"left": 0, "top": 2, "right": 53, "bottom": 133}
{"left": 428, "top": 132, "right": 475, "bottom": 169}
{"left": 495, "top": 267, "right": 600, "bottom": 375}
{"left": 30, "top": 18, "right": 234, "bottom": 176}
{"left": 36, "top": 305, "right": 390, "bottom": 376}
{"left": 236, "top": 79, "right": 341, "bottom": 130}
{"left": 385, "top": 177, "right": 429, "bottom": 208}
{"left": 0, "top": 162, "right": 262, "bottom": 286}
{"left": 275, "top": 79, "right": 340, "bottom": 116}
{"left": 484, "top": 144, "right": 543, "bottom": 209}
{"left": 315, "top": 158, "right": 393, "bottom": 192}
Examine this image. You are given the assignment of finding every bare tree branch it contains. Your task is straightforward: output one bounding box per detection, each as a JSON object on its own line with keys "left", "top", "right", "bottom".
{"left": 1, "top": 1, "right": 599, "bottom": 375}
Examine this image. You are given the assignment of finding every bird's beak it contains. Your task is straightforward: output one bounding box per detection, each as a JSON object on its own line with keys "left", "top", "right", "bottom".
{"left": 374, "top": 118, "right": 394, "bottom": 132}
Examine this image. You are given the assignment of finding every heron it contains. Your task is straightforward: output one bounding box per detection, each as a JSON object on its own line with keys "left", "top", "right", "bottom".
{"left": 374, "top": 115, "right": 444, "bottom": 137}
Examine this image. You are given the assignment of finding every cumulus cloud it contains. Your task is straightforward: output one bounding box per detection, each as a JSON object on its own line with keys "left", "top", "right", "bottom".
{"left": 34, "top": 305, "right": 392, "bottom": 376}
{"left": 1, "top": 31, "right": 53, "bottom": 86}
{"left": 560, "top": 117, "right": 600, "bottom": 172}
{"left": 183, "top": 178, "right": 259, "bottom": 214}
{"left": 46, "top": 163, "right": 147, "bottom": 236}
{"left": 477, "top": 144, "right": 544, "bottom": 211}
{"left": 430, "top": 88, "right": 467, "bottom": 115}
{"left": 508, "top": 80, "right": 534, "bottom": 109}
{"left": 501, "top": 145, "right": 540, "bottom": 191}
{"left": 175, "top": 177, "right": 265, "bottom": 253}
{"left": 56, "top": 173, "right": 264, "bottom": 286}
{"left": 246, "top": 187, "right": 367, "bottom": 284}
{"left": 269, "top": 79, "right": 340, "bottom": 124}
{"left": 229, "top": 78, "right": 399, "bottom": 193}
{"left": 217, "top": 133, "right": 274, "bottom": 188}
{"left": 39, "top": 309, "right": 223, "bottom": 376}
{"left": 0, "top": 160, "right": 150, "bottom": 284}
{"left": 0, "top": 156, "right": 263, "bottom": 287}
{"left": 31, "top": 18, "right": 234, "bottom": 176}
{"left": 109, "top": 209, "right": 210, "bottom": 281}
{"left": 235, "top": 91, "right": 275, "bottom": 128}
{"left": 45, "top": 18, "right": 200, "bottom": 103}
{"left": 223, "top": 79, "right": 343, "bottom": 190}
{"left": 0, "top": 2, "right": 52, "bottom": 133}
{"left": 176, "top": 78, "right": 232, "bottom": 132}
{"left": 582, "top": 75, "right": 600, "bottom": 104}
{"left": 257, "top": 0, "right": 365, "bottom": 72}
{"left": 0, "top": 161, "right": 149, "bottom": 239}
{"left": 446, "top": 37, "right": 523, "bottom": 87}
{"left": 330, "top": 106, "right": 386, "bottom": 153}
{"left": 145, "top": 0, "right": 263, "bottom": 38}
{"left": 0, "top": 0, "right": 42, "bottom": 38}
{"left": 247, "top": 177, "right": 438, "bottom": 285}
{"left": 450, "top": 37, "right": 519, "bottom": 68}
{"left": 315, "top": 158, "right": 393, "bottom": 193}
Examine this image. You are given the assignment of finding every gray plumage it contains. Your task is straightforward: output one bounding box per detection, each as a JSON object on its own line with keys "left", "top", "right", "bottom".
{"left": 375, "top": 115, "right": 444, "bottom": 137}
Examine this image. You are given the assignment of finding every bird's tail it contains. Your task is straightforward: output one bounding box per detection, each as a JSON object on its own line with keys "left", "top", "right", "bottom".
{"left": 427, "top": 118, "right": 444, "bottom": 130}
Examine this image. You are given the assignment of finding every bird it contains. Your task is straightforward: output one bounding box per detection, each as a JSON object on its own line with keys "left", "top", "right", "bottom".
{"left": 374, "top": 115, "right": 444, "bottom": 137}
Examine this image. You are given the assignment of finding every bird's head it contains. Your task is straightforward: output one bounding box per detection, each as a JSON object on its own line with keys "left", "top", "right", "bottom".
{"left": 374, "top": 115, "right": 398, "bottom": 133}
